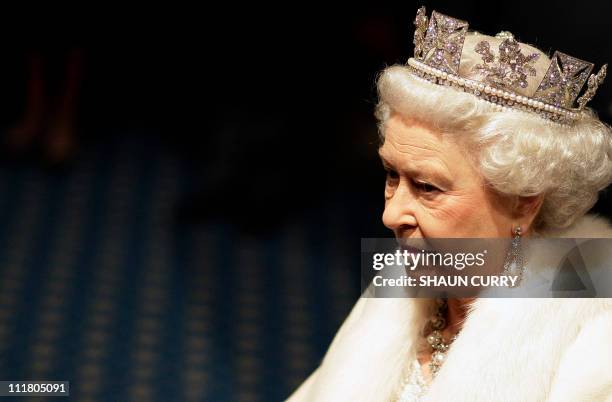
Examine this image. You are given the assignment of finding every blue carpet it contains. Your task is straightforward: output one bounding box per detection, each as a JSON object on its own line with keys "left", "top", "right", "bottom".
{"left": 0, "top": 135, "right": 361, "bottom": 402}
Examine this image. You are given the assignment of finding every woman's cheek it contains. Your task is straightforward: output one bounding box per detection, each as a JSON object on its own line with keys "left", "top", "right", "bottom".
{"left": 421, "top": 191, "right": 481, "bottom": 223}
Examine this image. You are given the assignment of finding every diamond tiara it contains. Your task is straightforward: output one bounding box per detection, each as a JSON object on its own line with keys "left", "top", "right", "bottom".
{"left": 408, "top": 6, "right": 607, "bottom": 124}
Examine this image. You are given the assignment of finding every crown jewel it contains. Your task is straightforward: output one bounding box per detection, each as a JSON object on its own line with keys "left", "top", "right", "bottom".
{"left": 473, "top": 38, "right": 540, "bottom": 90}
{"left": 409, "top": 6, "right": 607, "bottom": 124}
{"left": 532, "top": 52, "right": 593, "bottom": 108}
{"left": 418, "top": 10, "right": 468, "bottom": 75}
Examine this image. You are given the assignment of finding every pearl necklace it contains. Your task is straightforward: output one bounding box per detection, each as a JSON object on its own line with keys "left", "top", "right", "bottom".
{"left": 396, "top": 299, "right": 461, "bottom": 401}
{"left": 426, "top": 298, "right": 458, "bottom": 377}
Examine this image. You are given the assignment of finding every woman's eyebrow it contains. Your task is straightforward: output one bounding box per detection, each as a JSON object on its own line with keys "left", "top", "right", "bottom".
{"left": 378, "top": 150, "right": 452, "bottom": 187}
{"left": 378, "top": 149, "right": 399, "bottom": 167}
{"left": 379, "top": 150, "right": 427, "bottom": 175}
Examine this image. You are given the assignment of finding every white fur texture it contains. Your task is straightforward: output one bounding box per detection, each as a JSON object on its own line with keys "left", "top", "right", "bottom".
{"left": 287, "top": 214, "right": 612, "bottom": 401}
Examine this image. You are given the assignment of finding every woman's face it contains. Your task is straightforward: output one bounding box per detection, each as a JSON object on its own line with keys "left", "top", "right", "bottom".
{"left": 379, "top": 114, "right": 515, "bottom": 240}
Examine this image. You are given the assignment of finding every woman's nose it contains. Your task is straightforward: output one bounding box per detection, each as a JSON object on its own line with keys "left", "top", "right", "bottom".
{"left": 382, "top": 183, "right": 417, "bottom": 231}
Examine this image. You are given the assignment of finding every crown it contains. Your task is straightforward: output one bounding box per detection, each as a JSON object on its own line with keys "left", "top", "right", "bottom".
{"left": 408, "top": 6, "right": 607, "bottom": 124}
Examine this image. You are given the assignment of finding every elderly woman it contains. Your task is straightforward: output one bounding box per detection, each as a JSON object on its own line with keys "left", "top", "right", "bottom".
{"left": 287, "top": 8, "right": 612, "bottom": 402}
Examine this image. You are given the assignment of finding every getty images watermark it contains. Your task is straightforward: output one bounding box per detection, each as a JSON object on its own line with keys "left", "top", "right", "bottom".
{"left": 370, "top": 248, "right": 520, "bottom": 287}
{"left": 361, "top": 238, "right": 612, "bottom": 298}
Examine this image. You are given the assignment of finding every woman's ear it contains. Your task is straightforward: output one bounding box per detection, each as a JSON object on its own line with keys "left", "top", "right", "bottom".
{"left": 513, "top": 195, "right": 544, "bottom": 232}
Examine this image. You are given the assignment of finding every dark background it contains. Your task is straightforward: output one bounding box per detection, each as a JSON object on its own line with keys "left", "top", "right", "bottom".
{"left": 0, "top": 2, "right": 609, "bottom": 401}
{"left": 1, "top": 2, "right": 610, "bottom": 231}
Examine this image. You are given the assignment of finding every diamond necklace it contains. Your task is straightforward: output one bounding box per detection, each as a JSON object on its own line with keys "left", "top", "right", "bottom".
{"left": 425, "top": 298, "right": 459, "bottom": 377}
{"left": 396, "top": 298, "right": 460, "bottom": 402}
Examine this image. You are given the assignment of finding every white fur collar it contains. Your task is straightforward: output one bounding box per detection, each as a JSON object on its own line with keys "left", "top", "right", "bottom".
{"left": 288, "top": 214, "right": 612, "bottom": 402}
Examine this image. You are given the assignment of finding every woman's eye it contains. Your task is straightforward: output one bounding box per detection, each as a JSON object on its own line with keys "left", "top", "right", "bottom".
{"left": 413, "top": 180, "right": 440, "bottom": 193}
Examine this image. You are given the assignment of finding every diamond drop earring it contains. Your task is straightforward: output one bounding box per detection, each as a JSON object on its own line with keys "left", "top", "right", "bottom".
{"left": 503, "top": 226, "right": 524, "bottom": 287}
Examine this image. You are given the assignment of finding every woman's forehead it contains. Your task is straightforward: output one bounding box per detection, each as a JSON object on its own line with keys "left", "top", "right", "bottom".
{"left": 380, "top": 115, "right": 479, "bottom": 182}
{"left": 381, "top": 117, "right": 454, "bottom": 162}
